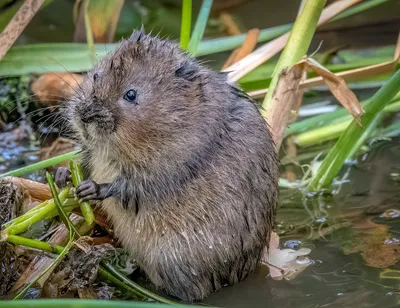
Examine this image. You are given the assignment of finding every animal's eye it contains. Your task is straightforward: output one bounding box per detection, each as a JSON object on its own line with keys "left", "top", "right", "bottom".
{"left": 123, "top": 89, "right": 137, "bottom": 103}
{"left": 93, "top": 73, "right": 99, "bottom": 81}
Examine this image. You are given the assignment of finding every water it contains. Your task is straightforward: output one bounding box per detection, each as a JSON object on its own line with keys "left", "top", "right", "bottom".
{"left": 205, "top": 138, "right": 400, "bottom": 308}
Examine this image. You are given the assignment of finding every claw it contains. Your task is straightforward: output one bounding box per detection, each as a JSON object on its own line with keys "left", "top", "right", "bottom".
{"left": 76, "top": 180, "right": 100, "bottom": 200}
{"left": 55, "top": 167, "right": 71, "bottom": 188}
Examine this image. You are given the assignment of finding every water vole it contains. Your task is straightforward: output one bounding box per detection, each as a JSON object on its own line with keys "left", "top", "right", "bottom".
{"left": 56, "top": 29, "right": 278, "bottom": 301}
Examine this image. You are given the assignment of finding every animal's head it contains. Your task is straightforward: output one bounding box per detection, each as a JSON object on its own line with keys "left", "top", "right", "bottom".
{"left": 68, "top": 29, "right": 228, "bottom": 161}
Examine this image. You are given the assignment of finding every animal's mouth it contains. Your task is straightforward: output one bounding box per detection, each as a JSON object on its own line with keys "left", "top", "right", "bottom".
{"left": 78, "top": 114, "right": 116, "bottom": 137}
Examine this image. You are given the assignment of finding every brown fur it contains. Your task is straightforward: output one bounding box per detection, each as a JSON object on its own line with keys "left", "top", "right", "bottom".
{"left": 66, "top": 29, "right": 278, "bottom": 301}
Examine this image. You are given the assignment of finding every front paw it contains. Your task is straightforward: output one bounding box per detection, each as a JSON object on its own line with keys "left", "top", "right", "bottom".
{"left": 55, "top": 167, "right": 71, "bottom": 188}
{"left": 75, "top": 180, "right": 101, "bottom": 201}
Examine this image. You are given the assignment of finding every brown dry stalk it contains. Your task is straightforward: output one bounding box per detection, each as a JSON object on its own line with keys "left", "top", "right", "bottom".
{"left": 232, "top": 28, "right": 260, "bottom": 62}
{"left": 224, "top": 0, "right": 363, "bottom": 82}
{"left": 220, "top": 11, "right": 242, "bottom": 36}
{"left": 0, "top": 0, "right": 45, "bottom": 61}
{"left": 222, "top": 28, "right": 260, "bottom": 69}
{"left": 266, "top": 65, "right": 306, "bottom": 149}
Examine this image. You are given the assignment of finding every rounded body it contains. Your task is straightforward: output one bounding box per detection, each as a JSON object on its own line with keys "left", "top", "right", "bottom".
{"left": 68, "top": 30, "right": 278, "bottom": 301}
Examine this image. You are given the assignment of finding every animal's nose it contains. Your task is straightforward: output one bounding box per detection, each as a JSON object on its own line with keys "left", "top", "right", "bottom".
{"left": 80, "top": 112, "right": 95, "bottom": 123}
{"left": 80, "top": 104, "right": 101, "bottom": 123}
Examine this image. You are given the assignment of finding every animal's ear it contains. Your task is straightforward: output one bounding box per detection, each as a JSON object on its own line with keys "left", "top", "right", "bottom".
{"left": 129, "top": 26, "right": 146, "bottom": 42}
{"left": 175, "top": 62, "right": 198, "bottom": 81}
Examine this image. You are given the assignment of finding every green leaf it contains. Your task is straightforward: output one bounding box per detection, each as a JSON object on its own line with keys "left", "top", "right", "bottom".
{"left": 0, "top": 150, "right": 79, "bottom": 178}
{"left": 180, "top": 0, "right": 192, "bottom": 50}
{"left": 308, "top": 69, "right": 400, "bottom": 191}
{"left": 188, "top": 0, "right": 213, "bottom": 54}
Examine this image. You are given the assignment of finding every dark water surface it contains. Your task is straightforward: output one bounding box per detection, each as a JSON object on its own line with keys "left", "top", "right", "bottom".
{"left": 205, "top": 138, "right": 400, "bottom": 308}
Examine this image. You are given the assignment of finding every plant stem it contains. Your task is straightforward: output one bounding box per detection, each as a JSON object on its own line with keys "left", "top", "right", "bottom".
{"left": 294, "top": 119, "right": 352, "bottom": 147}
{"left": 188, "top": 0, "right": 213, "bottom": 54}
{"left": 346, "top": 113, "right": 383, "bottom": 160}
{"left": 69, "top": 160, "right": 94, "bottom": 225}
{"left": 286, "top": 92, "right": 400, "bottom": 137}
{"left": 308, "top": 69, "right": 400, "bottom": 191}
{"left": 97, "top": 266, "right": 145, "bottom": 300}
{"left": 261, "top": 0, "right": 326, "bottom": 116}
{"left": 5, "top": 235, "right": 64, "bottom": 254}
{"left": 46, "top": 173, "right": 80, "bottom": 236}
{"left": 83, "top": 0, "right": 96, "bottom": 64}
{"left": 100, "top": 262, "right": 180, "bottom": 305}
{"left": 180, "top": 0, "right": 192, "bottom": 50}
{"left": 0, "top": 150, "right": 80, "bottom": 178}
{"left": 293, "top": 96, "right": 400, "bottom": 147}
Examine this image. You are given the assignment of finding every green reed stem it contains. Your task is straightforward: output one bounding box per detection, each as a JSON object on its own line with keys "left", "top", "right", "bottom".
{"left": 261, "top": 0, "right": 326, "bottom": 116}
{"left": 346, "top": 113, "right": 384, "bottom": 160}
{"left": 46, "top": 173, "right": 80, "bottom": 236}
{"left": 83, "top": 0, "right": 96, "bottom": 64}
{"left": 308, "top": 69, "right": 400, "bottom": 192}
{"left": 180, "top": 0, "right": 192, "bottom": 50}
{"left": 69, "top": 160, "right": 95, "bottom": 225}
{"left": 188, "top": 0, "right": 213, "bottom": 54}
{"left": 286, "top": 92, "right": 400, "bottom": 137}
{"left": 0, "top": 150, "right": 80, "bottom": 178}
{"left": 100, "top": 262, "right": 180, "bottom": 305}
{"left": 293, "top": 96, "right": 400, "bottom": 147}
{"left": 6, "top": 235, "right": 64, "bottom": 254}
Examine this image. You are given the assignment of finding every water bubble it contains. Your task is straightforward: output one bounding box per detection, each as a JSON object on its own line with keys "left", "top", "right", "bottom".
{"left": 284, "top": 240, "right": 302, "bottom": 249}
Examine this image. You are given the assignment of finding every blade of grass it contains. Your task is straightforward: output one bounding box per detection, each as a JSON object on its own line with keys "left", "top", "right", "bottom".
{"left": 292, "top": 95, "right": 400, "bottom": 147}
{"left": 286, "top": 92, "right": 400, "bottom": 136}
{"left": 346, "top": 113, "right": 384, "bottom": 160}
{"left": 83, "top": 0, "right": 96, "bottom": 64}
{"left": 0, "top": 150, "right": 79, "bottom": 178}
{"left": 188, "top": 0, "right": 213, "bottom": 54}
{"left": 180, "top": 0, "right": 192, "bottom": 50}
{"left": 330, "top": 0, "right": 391, "bottom": 22}
{"left": 307, "top": 68, "right": 400, "bottom": 192}
{"left": 46, "top": 172, "right": 80, "bottom": 236}
{"left": 294, "top": 119, "right": 352, "bottom": 147}
{"left": 100, "top": 262, "right": 180, "bottom": 305}
{"left": 188, "top": 0, "right": 213, "bottom": 55}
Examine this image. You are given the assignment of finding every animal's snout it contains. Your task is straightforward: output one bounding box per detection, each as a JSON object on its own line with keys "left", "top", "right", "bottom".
{"left": 79, "top": 103, "right": 104, "bottom": 124}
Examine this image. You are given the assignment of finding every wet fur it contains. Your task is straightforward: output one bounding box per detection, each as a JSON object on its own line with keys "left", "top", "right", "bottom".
{"left": 67, "top": 30, "right": 278, "bottom": 301}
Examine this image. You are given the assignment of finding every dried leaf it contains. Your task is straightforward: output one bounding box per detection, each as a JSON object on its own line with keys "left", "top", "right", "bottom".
{"left": 302, "top": 57, "right": 364, "bottom": 125}
{"left": 262, "top": 232, "right": 312, "bottom": 281}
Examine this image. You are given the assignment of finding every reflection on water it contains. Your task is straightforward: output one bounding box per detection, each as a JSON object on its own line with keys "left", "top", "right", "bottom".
{"left": 205, "top": 138, "right": 400, "bottom": 308}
